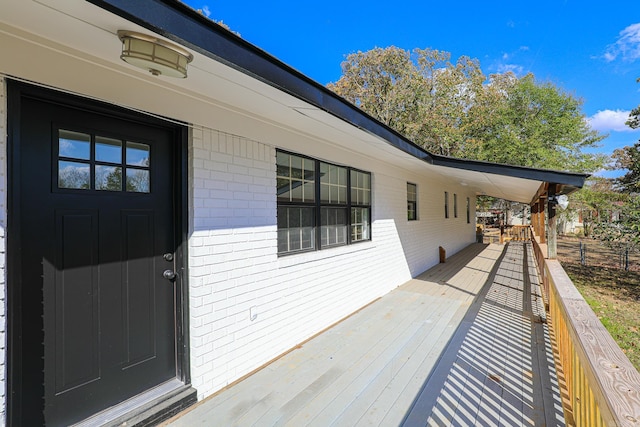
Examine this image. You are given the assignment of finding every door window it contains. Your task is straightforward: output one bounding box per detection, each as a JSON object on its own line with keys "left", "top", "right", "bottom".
{"left": 58, "top": 129, "right": 150, "bottom": 193}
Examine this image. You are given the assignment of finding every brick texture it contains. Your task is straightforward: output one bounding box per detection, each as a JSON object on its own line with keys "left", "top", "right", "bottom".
{"left": 188, "top": 125, "right": 476, "bottom": 399}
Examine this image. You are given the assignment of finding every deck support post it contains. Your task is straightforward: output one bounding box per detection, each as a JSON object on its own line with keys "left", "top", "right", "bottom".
{"left": 538, "top": 198, "right": 546, "bottom": 243}
{"left": 531, "top": 202, "right": 539, "bottom": 237}
{"left": 547, "top": 184, "right": 557, "bottom": 259}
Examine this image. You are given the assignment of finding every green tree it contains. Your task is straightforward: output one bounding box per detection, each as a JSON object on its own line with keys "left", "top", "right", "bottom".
{"left": 612, "top": 142, "right": 640, "bottom": 193}
{"left": 592, "top": 194, "right": 640, "bottom": 270}
{"left": 328, "top": 47, "right": 606, "bottom": 173}
{"left": 328, "top": 47, "right": 484, "bottom": 157}
{"left": 471, "top": 74, "right": 606, "bottom": 172}
{"left": 626, "top": 77, "right": 640, "bottom": 130}
{"left": 569, "top": 178, "right": 620, "bottom": 237}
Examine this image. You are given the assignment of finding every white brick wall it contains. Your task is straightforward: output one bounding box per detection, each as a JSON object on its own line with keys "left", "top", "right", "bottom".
{"left": 188, "top": 125, "right": 476, "bottom": 399}
{"left": 0, "top": 77, "right": 7, "bottom": 426}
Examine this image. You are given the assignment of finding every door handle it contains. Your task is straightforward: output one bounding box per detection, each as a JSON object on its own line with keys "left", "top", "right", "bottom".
{"left": 163, "top": 269, "right": 177, "bottom": 281}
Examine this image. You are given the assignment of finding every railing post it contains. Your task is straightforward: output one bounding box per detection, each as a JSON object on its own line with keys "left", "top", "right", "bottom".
{"left": 548, "top": 184, "right": 557, "bottom": 259}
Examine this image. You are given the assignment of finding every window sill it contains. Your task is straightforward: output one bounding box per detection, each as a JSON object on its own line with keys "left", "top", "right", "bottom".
{"left": 278, "top": 240, "right": 376, "bottom": 268}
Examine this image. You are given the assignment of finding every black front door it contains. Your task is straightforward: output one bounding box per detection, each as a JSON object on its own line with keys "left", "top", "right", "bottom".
{"left": 10, "top": 86, "right": 181, "bottom": 426}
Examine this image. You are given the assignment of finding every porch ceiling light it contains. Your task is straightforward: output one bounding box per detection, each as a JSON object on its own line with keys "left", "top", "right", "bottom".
{"left": 117, "top": 30, "right": 193, "bottom": 78}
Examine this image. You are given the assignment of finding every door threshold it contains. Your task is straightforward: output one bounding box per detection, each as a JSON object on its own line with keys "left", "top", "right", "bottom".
{"left": 72, "top": 379, "right": 197, "bottom": 427}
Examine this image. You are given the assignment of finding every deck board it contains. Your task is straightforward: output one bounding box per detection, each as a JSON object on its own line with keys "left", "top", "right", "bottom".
{"left": 164, "top": 242, "right": 565, "bottom": 427}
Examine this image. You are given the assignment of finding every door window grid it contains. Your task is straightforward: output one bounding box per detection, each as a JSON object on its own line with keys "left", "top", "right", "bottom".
{"left": 58, "top": 129, "right": 150, "bottom": 193}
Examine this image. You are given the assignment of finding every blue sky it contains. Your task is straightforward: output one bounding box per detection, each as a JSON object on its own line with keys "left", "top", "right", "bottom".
{"left": 184, "top": 1, "right": 640, "bottom": 176}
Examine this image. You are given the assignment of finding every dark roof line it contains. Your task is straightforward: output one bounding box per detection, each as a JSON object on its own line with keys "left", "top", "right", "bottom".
{"left": 431, "top": 155, "right": 588, "bottom": 187}
{"left": 88, "top": 0, "right": 588, "bottom": 188}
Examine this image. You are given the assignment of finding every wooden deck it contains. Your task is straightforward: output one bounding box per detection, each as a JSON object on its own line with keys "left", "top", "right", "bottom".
{"left": 164, "top": 242, "right": 565, "bottom": 426}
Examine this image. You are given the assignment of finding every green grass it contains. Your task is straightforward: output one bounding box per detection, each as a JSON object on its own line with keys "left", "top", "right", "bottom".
{"left": 561, "top": 261, "right": 640, "bottom": 371}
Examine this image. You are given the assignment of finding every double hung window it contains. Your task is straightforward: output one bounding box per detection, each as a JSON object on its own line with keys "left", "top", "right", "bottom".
{"left": 407, "top": 183, "right": 417, "bottom": 221}
{"left": 277, "top": 150, "right": 371, "bottom": 255}
{"left": 454, "top": 193, "right": 458, "bottom": 218}
{"left": 444, "top": 192, "right": 449, "bottom": 219}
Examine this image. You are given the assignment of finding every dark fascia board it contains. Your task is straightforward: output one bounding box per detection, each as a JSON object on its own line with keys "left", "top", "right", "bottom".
{"left": 431, "top": 154, "right": 589, "bottom": 189}
{"left": 85, "top": 0, "right": 432, "bottom": 163}
{"left": 85, "top": 0, "right": 589, "bottom": 191}
{"left": 432, "top": 154, "right": 589, "bottom": 189}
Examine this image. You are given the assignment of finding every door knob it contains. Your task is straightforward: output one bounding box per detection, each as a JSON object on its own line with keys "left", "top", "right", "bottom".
{"left": 163, "top": 269, "right": 177, "bottom": 281}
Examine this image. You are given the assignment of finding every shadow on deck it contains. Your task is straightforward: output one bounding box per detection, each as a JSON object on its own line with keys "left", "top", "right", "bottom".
{"left": 164, "top": 243, "right": 564, "bottom": 426}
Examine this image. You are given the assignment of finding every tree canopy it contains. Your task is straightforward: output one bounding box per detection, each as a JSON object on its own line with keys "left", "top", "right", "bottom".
{"left": 328, "top": 47, "right": 606, "bottom": 173}
{"left": 610, "top": 77, "right": 640, "bottom": 193}
{"left": 626, "top": 77, "right": 640, "bottom": 130}
{"left": 612, "top": 142, "right": 640, "bottom": 193}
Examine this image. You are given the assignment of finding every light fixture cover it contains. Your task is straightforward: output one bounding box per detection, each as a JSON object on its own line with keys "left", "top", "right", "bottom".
{"left": 557, "top": 194, "right": 569, "bottom": 210}
{"left": 118, "top": 31, "right": 193, "bottom": 78}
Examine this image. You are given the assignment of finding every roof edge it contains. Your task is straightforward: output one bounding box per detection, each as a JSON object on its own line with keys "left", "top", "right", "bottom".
{"left": 85, "top": 0, "right": 434, "bottom": 163}
{"left": 431, "top": 154, "right": 590, "bottom": 188}
{"left": 85, "top": 0, "right": 590, "bottom": 193}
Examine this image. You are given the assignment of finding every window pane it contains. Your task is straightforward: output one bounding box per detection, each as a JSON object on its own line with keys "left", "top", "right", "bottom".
{"left": 454, "top": 193, "right": 458, "bottom": 218}
{"left": 58, "top": 160, "right": 90, "bottom": 189}
{"left": 277, "top": 178, "right": 291, "bottom": 201}
{"left": 304, "top": 158, "right": 315, "bottom": 178}
{"left": 351, "top": 170, "right": 371, "bottom": 206}
{"left": 407, "top": 183, "right": 417, "bottom": 221}
{"left": 320, "top": 163, "right": 347, "bottom": 204}
{"left": 291, "top": 181, "right": 304, "bottom": 202}
{"left": 407, "top": 183, "right": 417, "bottom": 201}
{"left": 276, "top": 152, "right": 290, "bottom": 177}
{"left": 277, "top": 152, "right": 314, "bottom": 202}
{"left": 127, "top": 169, "right": 150, "bottom": 193}
{"left": 321, "top": 207, "right": 347, "bottom": 247}
{"left": 126, "top": 142, "right": 150, "bottom": 166}
{"left": 351, "top": 207, "right": 370, "bottom": 242}
{"left": 277, "top": 206, "right": 315, "bottom": 254}
{"left": 445, "top": 192, "right": 449, "bottom": 218}
{"left": 96, "top": 165, "right": 122, "bottom": 191}
{"left": 303, "top": 181, "right": 315, "bottom": 202}
{"left": 291, "top": 155, "right": 303, "bottom": 179}
{"left": 96, "top": 136, "right": 122, "bottom": 163}
{"left": 59, "top": 130, "right": 90, "bottom": 160}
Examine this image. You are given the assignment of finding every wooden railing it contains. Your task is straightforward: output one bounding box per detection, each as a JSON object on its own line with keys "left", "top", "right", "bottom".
{"left": 530, "top": 230, "right": 640, "bottom": 427}
{"left": 500, "top": 224, "right": 532, "bottom": 243}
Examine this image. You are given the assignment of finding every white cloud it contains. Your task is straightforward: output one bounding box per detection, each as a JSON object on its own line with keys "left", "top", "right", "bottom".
{"left": 201, "top": 5, "right": 211, "bottom": 17}
{"left": 588, "top": 109, "right": 638, "bottom": 132}
{"left": 497, "top": 63, "right": 524, "bottom": 75}
{"left": 604, "top": 23, "right": 640, "bottom": 62}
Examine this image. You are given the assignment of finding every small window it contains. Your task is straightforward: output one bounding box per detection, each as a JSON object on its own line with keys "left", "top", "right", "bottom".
{"left": 444, "top": 192, "right": 449, "bottom": 219}
{"left": 351, "top": 170, "right": 371, "bottom": 243}
{"left": 407, "top": 183, "right": 417, "bottom": 221}
{"left": 454, "top": 194, "right": 458, "bottom": 218}
{"left": 466, "top": 197, "right": 471, "bottom": 224}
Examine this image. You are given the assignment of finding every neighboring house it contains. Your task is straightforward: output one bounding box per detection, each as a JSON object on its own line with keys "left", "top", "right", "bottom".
{"left": 0, "top": 1, "right": 587, "bottom": 425}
